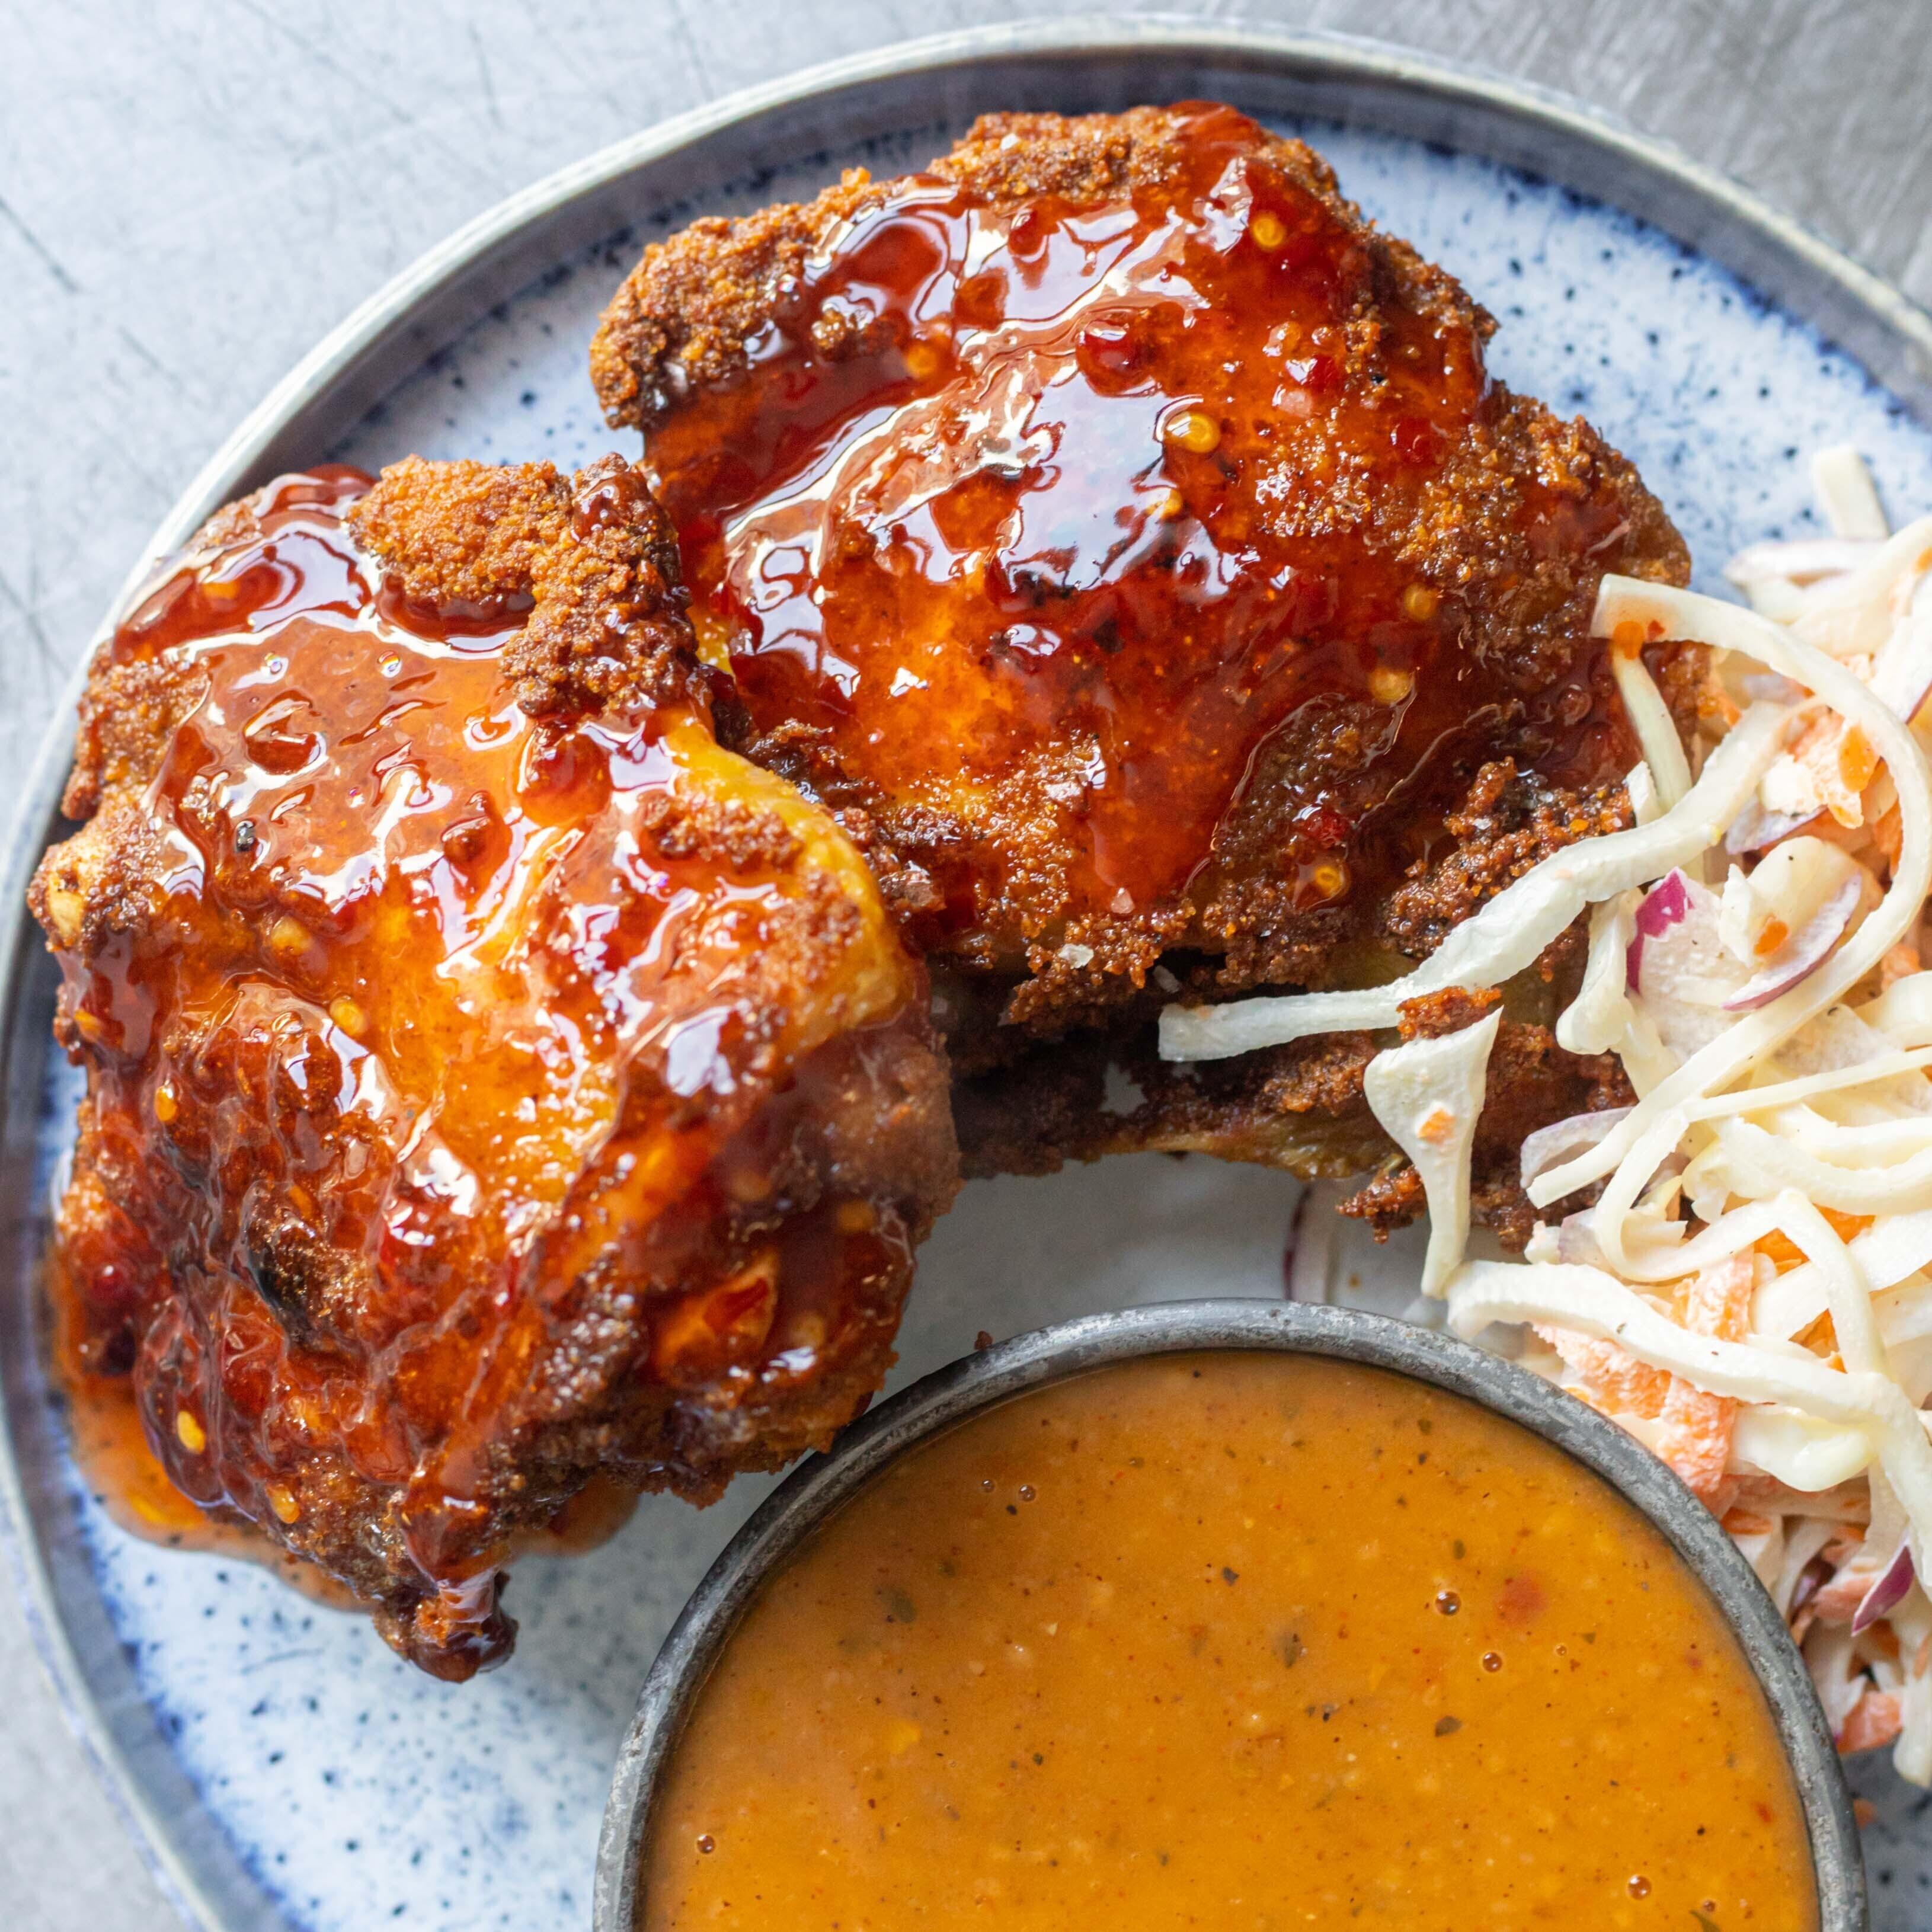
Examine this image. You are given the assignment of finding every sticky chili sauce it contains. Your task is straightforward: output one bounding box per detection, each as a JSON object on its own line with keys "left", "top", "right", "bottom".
{"left": 642, "top": 102, "right": 1642, "bottom": 952}
{"left": 642, "top": 1353, "right": 1816, "bottom": 1930}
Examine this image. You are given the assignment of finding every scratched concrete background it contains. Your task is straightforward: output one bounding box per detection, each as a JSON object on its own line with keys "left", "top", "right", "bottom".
{"left": 4, "top": 2, "right": 1932, "bottom": 1925}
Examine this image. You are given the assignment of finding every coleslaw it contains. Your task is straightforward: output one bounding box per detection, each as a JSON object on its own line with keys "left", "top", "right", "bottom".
{"left": 1161, "top": 447, "right": 1932, "bottom": 1782}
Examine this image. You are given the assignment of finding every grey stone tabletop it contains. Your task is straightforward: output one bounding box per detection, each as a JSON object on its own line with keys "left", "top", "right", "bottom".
{"left": 4, "top": 1, "right": 1930, "bottom": 1925}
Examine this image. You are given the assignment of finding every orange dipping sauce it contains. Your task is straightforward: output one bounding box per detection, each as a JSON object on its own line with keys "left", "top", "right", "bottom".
{"left": 642, "top": 1352, "right": 1816, "bottom": 1929}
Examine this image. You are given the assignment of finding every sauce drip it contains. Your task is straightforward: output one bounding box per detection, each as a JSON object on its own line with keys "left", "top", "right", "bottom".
{"left": 644, "top": 103, "right": 1637, "bottom": 952}
{"left": 44, "top": 468, "right": 924, "bottom": 1674}
{"left": 643, "top": 1353, "right": 1818, "bottom": 1930}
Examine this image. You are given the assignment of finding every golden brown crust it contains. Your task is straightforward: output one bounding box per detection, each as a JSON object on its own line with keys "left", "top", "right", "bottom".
{"left": 935, "top": 106, "right": 1236, "bottom": 202}
{"left": 1393, "top": 394, "right": 1690, "bottom": 688}
{"left": 591, "top": 108, "right": 1489, "bottom": 432}
{"left": 590, "top": 170, "right": 881, "bottom": 426}
{"left": 952, "top": 991, "right": 1632, "bottom": 1256}
{"left": 922, "top": 108, "right": 1490, "bottom": 359}
{"left": 36, "top": 103, "right": 1712, "bottom": 1675}
{"left": 347, "top": 453, "right": 698, "bottom": 716}
{"left": 1378, "top": 763, "right": 1633, "bottom": 962}
{"left": 57, "top": 658, "right": 195, "bottom": 824}
{"left": 590, "top": 107, "right": 1688, "bottom": 1253}
{"left": 593, "top": 106, "right": 1688, "bottom": 1050}
{"left": 953, "top": 1030, "right": 1384, "bottom": 1182}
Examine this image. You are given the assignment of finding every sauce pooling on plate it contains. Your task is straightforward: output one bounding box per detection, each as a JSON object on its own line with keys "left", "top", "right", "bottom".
{"left": 643, "top": 1353, "right": 1816, "bottom": 1929}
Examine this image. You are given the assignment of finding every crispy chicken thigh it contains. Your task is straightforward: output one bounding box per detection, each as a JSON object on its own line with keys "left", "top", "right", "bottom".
{"left": 33, "top": 459, "right": 957, "bottom": 1677}
{"left": 34, "top": 107, "right": 1699, "bottom": 1675}
{"left": 592, "top": 104, "right": 1690, "bottom": 1218}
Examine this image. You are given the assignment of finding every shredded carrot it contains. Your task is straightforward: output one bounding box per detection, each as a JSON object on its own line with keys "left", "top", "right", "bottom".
{"left": 1762, "top": 1213, "right": 1866, "bottom": 1277}
{"left": 1840, "top": 1690, "right": 1904, "bottom": 1754}
{"left": 1821, "top": 1207, "right": 1873, "bottom": 1243}
{"left": 1653, "top": 1255, "right": 1753, "bottom": 1508}
{"left": 1812, "top": 1556, "right": 1878, "bottom": 1627}
{"left": 1794, "top": 1310, "right": 1841, "bottom": 1359}
{"left": 1882, "top": 937, "right": 1920, "bottom": 988}
{"left": 1840, "top": 725, "right": 1879, "bottom": 795}
{"left": 1533, "top": 1326, "right": 1671, "bottom": 1419}
{"left": 1785, "top": 713, "right": 1872, "bottom": 829}
{"left": 1876, "top": 802, "right": 1905, "bottom": 875}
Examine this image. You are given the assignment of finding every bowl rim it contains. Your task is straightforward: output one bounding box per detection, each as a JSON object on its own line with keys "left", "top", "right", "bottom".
{"left": 594, "top": 1298, "right": 1866, "bottom": 1930}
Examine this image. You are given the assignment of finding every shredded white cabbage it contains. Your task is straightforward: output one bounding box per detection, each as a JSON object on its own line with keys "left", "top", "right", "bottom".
{"left": 1158, "top": 705, "right": 1791, "bottom": 1062}
{"left": 1610, "top": 644, "right": 1693, "bottom": 813}
{"left": 1812, "top": 444, "right": 1891, "bottom": 542}
{"left": 1361, "top": 1009, "right": 1500, "bottom": 1297}
{"left": 1163, "top": 447, "right": 1932, "bottom": 1779}
{"left": 1554, "top": 896, "right": 1636, "bottom": 1055}
{"left": 1801, "top": 512, "right": 1932, "bottom": 648}
{"left": 1526, "top": 577, "right": 1932, "bottom": 1268}
{"left": 1625, "top": 759, "right": 1662, "bottom": 826}
{"left": 1866, "top": 973, "right": 1932, "bottom": 1044}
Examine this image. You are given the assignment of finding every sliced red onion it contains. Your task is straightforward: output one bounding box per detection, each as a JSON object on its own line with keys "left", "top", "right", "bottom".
{"left": 1626, "top": 869, "right": 1692, "bottom": 989}
{"left": 1552, "top": 1172, "right": 1682, "bottom": 1264}
{"left": 1851, "top": 1539, "right": 1915, "bottom": 1635}
{"left": 1722, "top": 875, "right": 1864, "bottom": 1012}
{"left": 1788, "top": 1554, "right": 1834, "bottom": 1624}
{"left": 1634, "top": 869, "right": 1693, "bottom": 935}
{"left": 1520, "top": 1106, "right": 1634, "bottom": 1191}
{"left": 1726, "top": 800, "right": 1820, "bottom": 856}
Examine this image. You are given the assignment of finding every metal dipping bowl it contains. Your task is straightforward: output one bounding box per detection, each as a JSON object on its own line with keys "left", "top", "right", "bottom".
{"left": 594, "top": 1299, "right": 1867, "bottom": 1930}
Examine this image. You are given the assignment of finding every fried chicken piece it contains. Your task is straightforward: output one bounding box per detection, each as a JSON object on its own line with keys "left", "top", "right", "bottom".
{"left": 33, "top": 459, "right": 958, "bottom": 1678}
{"left": 591, "top": 104, "right": 1690, "bottom": 1064}
{"left": 590, "top": 104, "right": 1688, "bottom": 1229}
{"left": 34, "top": 110, "right": 1700, "bottom": 1676}
{"left": 949, "top": 980, "right": 1634, "bottom": 1252}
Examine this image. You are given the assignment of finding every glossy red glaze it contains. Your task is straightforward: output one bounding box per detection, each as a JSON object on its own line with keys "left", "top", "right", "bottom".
{"left": 644, "top": 104, "right": 1640, "bottom": 962}
{"left": 44, "top": 471, "right": 927, "bottom": 1674}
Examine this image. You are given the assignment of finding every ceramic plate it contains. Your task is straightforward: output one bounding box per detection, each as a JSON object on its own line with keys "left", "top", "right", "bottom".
{"left": 7, "top": 21, "right": 1932, "bottom": 1930}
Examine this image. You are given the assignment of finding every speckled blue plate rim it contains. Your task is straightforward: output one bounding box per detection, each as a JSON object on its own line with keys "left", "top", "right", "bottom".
{"left": 596, "top": 1301, "right": 1864, "bottom": 1931}
{"left": 2, "top": 17, "right": 1924, "bottom": 1929}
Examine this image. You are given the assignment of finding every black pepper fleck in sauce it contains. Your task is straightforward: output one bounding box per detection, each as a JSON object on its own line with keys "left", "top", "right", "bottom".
{"left": 642, "top": 1354, "right": 1816, "bottom": 1930}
